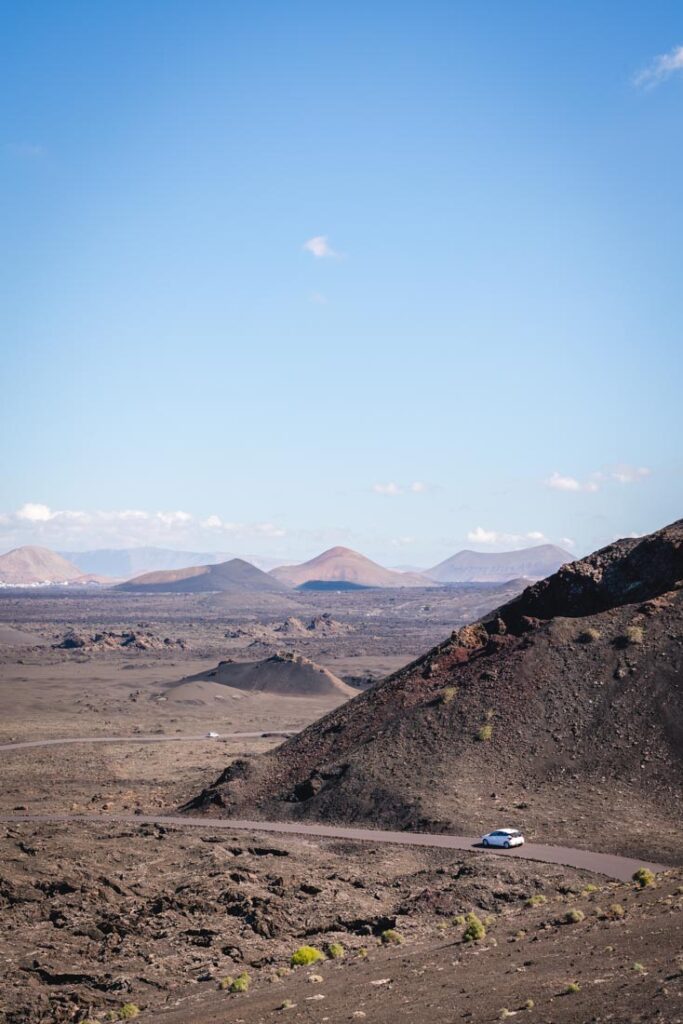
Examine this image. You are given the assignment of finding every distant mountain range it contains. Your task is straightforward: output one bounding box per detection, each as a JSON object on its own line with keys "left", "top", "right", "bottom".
{"left": 425, "top": 544, "right": 573, "bottom": 583}
{"left": 116, "top": 558, "right": 287, "bottom": 594}
{"left": 270, "top": 546, "right": 434, "bottom": 589}
{"left": 61, "top": 547, "right": 236, "bottom": 579}
{"left": 0, "top": 546, "right": 97, "bottom": 586}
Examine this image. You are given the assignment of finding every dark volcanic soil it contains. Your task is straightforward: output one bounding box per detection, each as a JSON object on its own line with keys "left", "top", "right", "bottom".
{"left": 189, "top": 521, "right": 683, "bottom": 864}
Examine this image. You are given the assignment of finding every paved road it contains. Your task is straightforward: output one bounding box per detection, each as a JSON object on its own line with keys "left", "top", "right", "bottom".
{"left": 0, "top": 812, "right": 668, "bottom": 881}
{"left": 0, "top": 731, "right": 297, "bottom": 752}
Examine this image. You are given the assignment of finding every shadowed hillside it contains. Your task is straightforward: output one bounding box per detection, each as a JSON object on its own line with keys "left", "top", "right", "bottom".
{"left": 188, "top": 520, "right": 683, "bottom": 861}
{"left": 116, "top": 558, "right": 286, "bottom": 594}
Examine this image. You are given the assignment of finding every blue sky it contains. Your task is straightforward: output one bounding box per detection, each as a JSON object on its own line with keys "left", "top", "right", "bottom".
{"left": 1, "top": 1, "right": 682, "bottom": 565}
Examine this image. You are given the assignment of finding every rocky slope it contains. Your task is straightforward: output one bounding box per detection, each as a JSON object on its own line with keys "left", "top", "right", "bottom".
{"left": 270, "top": 547, "right": 434, "bottom": 588}
{"left": 189, "top": 520, "right": 683, "bottom": 859}
{"left": 426, "top": 543, "right": 572, "bottom": 583}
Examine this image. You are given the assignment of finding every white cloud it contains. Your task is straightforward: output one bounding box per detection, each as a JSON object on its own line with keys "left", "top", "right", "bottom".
{"left": 610, "top": 465, "right": 651, "bottom": 484}
{"left": 560, "top": 537, "right": 576, "bottom": 549}
{"left": 634, "top": 44, "right": 683, "bottom": 88}
{"left": 546, "top": 472, "right": 600, "bottom": 493}
{"left": 303, "top": 235, "right": 338, "bottom": 258}
{"left": 467, "top": 526, "right": 550, "bottom": 548}
{"left": 0, "top": 505, "right": 287, "bottom": 550}
{"left": 372, "top": 481, "right": 429, "bottom": 497}
{"left": 17, "top": 502, "right": 53, "bottom": 522}
{"left": 546, "top": 465, "right": 651, "bottom": 493}
{"left": 372, "top": 482, "right": 403, "bottom": 496}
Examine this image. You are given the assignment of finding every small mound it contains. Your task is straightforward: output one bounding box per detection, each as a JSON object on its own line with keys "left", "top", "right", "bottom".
{"left": 170, "top": 652, "right": 357, "bottom": 699}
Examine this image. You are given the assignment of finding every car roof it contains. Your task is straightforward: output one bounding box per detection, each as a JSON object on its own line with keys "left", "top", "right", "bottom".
{"left": 491, "top": 828, "right": 518, "bottom": 834}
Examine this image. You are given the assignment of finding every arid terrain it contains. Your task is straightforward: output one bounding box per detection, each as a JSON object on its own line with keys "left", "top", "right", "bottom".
{"left": 0, "top": 541, "right": 681, "bottom": 1024}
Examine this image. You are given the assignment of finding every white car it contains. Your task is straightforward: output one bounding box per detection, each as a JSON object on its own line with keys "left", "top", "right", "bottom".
{"left": 206, "top": 731, "right": 220, "bottom": 739}
{"left": 481, "top": 828, "right": 525, "bottom": 849}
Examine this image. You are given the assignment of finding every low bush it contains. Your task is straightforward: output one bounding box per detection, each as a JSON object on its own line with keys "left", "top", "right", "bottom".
{"left": 524, "top": 999, "right": 535, "bottom": 1010}
{"left": 632, "top": 867, "right": 656, "bottom": 888}
{"left": 452, "top": 914, "right": 466, "bottom": 926}
{"left": 119, "top": 1007, "right": 140, "bottom": 1021}
{"left": 610, "top": 903, "right": 625, "bottom": 919}
{"left": 380, "top": 929, "right": 404, "bottom": 945}
{"left": 291, "top": 946, "right": 325, "bottom": 967}
{"left": 582, "top": 883, "right": 599, "bottom": 895}
{"left": 477, "top": 724, "right": 493, "bottom": 742}
{"left": 564, "top": 908, "right": 585, "bottom": 924}
{"left": 565, "top": 982, "right": 581, "bottom": 994}
{"left": 326, "top": 942, "right": 345, "bottom": 959}
{"left": 633, "top": 962, "right": 646, "bottom": 973}
{"left": 441, "top": 686, "right": 457, "bottom": 705}
{"left": 229, "top": 972, "right": 250, "bottom": 993}
{"left": 526, "top": 894, "right": 547, "bottom": 907}
{"left": 462, "top": 911, "right": 486, "bottom": 943}
{"left": 577, "top": 627, "right": 601, "bottom": 643}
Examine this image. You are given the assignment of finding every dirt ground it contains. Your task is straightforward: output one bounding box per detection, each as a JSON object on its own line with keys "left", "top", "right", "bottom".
{"left": 0, "top": 585, "right": 681, "bottom": 1023}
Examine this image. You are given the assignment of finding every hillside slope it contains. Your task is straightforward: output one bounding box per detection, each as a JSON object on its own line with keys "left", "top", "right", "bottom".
{"left": 271, "top": 546, "right": 434, "bottom": 588}
{"left": 169, "top": 652, "right": 357, "bottom": 700}
{"left": 62, "top": 547, "right": 235, "bottom": 579}
{"left": 189, "top": 520, "right": 683, "bottom": 860}
{"left": 427, "top": 543, "right": 572, "bottom": 582}
{"left": 0, "top": 546, "right": 86, "bottom": 585}
{"left": 116, "top": 558, "right": 286, "bottom": 594}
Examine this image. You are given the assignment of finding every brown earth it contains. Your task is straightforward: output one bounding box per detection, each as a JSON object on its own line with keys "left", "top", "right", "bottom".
{"left": 190, "top": 520, "right": 683, "bottom": 864}
{"left": 116, "top": 558, "right": 286, "bottom": 594}
{"left": 270, "top": 546, "right": 435, "bottom": 588}
{"left": 171, "top": 652, "right": 357, "bottom": 701}
{"left": 0, "top": 546, "right": 90, "bottom": 586}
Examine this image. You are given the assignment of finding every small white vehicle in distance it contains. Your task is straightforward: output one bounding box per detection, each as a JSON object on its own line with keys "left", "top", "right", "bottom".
{"left": 206, "top": 731, "right": 220, "bottom": 739}
{"left": 481, "top": 828, "right": 525, "bottom": 849}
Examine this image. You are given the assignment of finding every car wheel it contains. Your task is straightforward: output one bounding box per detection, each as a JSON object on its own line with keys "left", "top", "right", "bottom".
{"left": 504, "top": 841, "right": 510, "bottom": 849}
{"left": 482, "top": 838, "right": 489, "bottom": 847}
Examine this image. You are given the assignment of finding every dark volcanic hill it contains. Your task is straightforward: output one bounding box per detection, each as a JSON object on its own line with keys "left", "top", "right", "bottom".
{"left": 116, "top": 558, "right": 286, "bottom": 594}
{"left": 270, "top": 546, "right": 434, "bottom": 588}
{"left": 189, "top": 520, "right": 683, "bottom": 861}
{"left": 426, "top": 543, "right": 572, "bottom": 583}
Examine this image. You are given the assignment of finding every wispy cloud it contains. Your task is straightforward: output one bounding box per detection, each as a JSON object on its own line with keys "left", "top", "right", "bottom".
{"left": 303, "top": 235, "right": 338, "bottom": 258}
{"left": 546, "top": 465, "right": 651, "bottom": 493}
{"left": 546, "top": 472, "right": 599, "bottom": 493}
{"left": 466, "top": 526, "right": 549, "bottom": 547}
{"left": 1, "top": 504, "right": 287, "bottom": 549}
{"left": 372, "top": 481, "right": 429, "bottom": 497}
{"left": 634, "top": 44, "right": 683, "bottom": 88}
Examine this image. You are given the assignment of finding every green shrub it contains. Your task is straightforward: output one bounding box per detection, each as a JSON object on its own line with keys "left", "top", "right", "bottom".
{"left": 462, "top": 911, "right": 486, "bottom": 943}
{"left": 357, "top": 946, "right": 368, "bottom": 958}
{"left": 632, "top": 867, "right": 656, "bottom": 888}
{"left": 229, "top": 972, "right": 250, "bottom": 993}
{"left": 279, "top": 999, "right": 295, "bottom": 1010}
{"left": 441, "top": 686, "right": 457, "bottom": 704}
{"left": 633, "top": 962, "right": 646, "bottom": 973}
{"left": 564, "top": 908, "right": 585, "bottom": 924}
{"left": 219, "top": 976, "right": 233, "bottom": 991}
{"left": 119, "top": 1007, "right": 140, "bottom": 1021}
{"left": 291, "top": 945, "right": 325, "bottom": 967}
{"left": 626, "top": 625, "right": 644, "bottom": 645}
{"left": 380, "top": 928, "right": 404, "bottom": 945}
{"left": 524, "top": 999, "right": 534, "bottom": 1010}
{"left": 326, "top": 942, "right": 345, "bottom": 959}
{"left": 565, "top": 982, "right": 580, "bottom": 994}
{"left": 610, "top": 903, "right": 625, "bottom": 919}
{"left": 582, "top": 883, "right": 598, "bottom": 895}
{"left": 477, "top": 723, "right": 493, "bottom": 742}
{"left": 452, "top": 914, "right": 466, "bottom": 926}
{"left": 526, "top": 894, "right": 547, "bottom": 907}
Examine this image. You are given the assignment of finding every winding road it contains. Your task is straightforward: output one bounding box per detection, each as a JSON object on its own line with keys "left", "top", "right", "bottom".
{"left": 0, "top": 731, "right": 297, "bottom": 752}
{"left": 0, "top": 732, "right": 670, "bottom": 881}
{"left": 0, "top": 812, "right": 667, "bottom": 882}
